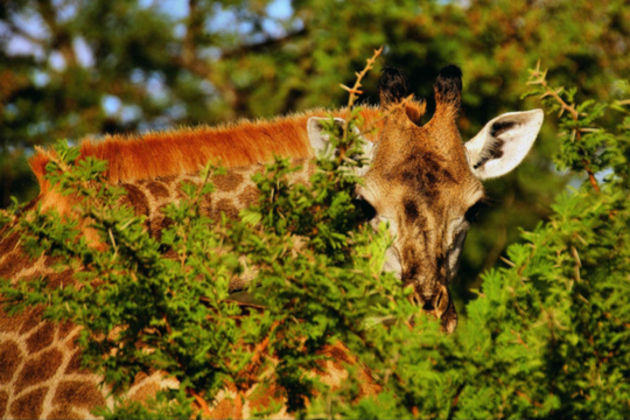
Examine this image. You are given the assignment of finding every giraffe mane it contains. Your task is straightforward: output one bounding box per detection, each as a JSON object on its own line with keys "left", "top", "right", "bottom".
{"left": 29, "top": 107, "right": 388, "bottom": 195}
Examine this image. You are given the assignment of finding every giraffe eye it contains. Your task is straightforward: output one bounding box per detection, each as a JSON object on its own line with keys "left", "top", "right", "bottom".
{"left": 464, "top": 200, "right": 487, "bottom": 224}
{"left": 353, "top": 197, "right": 377, "bottom": 222}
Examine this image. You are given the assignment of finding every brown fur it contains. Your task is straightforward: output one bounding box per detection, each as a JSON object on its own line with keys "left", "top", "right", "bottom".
{"left": 359, "top": 67, "right": 485, "bottom": 333}
{"left": 28, "top": 106, "right": 406, "bottom": 220}
{"left": 2, "top": 103, "right": 412, "bottom": 419}
{"left": 0, "top": 64, "right": 497, "bottom": 417}
{"left": 29, "top": 107, "right": 390, "bottom": 198}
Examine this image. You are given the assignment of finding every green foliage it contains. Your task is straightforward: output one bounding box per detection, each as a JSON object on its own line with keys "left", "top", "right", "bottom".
{"left": 0, "top": 0, "right": 630, "bottom": 309}
{"left": 0, "top": 112, "right": 406, "bottom": 417}
{"left": 2, "top": 66, "right": 630, "bottom": 419}
{"left": 5, "top": 0, "right": 629, "bottom": 309}
{"left": 311, "top": 68, "right": 630, "bottom": 419}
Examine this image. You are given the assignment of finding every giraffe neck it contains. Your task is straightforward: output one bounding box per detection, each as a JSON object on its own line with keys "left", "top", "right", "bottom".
{"left": 31, "top": 107, "right": 382, "bottom": 214}
{"left": 0, "top": 156, "right": 362, "bottom": 419}
{"left": 0, "top": 106, "right": 357, "bottom": 418}
{"left": 119, "top": 157, "right": 313, "bottom": 237}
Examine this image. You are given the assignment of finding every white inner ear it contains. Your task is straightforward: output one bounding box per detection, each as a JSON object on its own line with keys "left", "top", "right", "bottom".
{"left": 307, "top": 117, "right": 346, "bottom": 155}
{"left": 464, "top": 109, "right": 544, "bottom": 180}
{"left": 307, "top": 116, "right": 374, "bottom": 165}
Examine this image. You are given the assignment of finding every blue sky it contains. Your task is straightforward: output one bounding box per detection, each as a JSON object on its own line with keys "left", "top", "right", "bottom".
{"left": 5, "top": 0, "right": 294, "bottom": 62}
{"left": 4, "top": 0, "right": 295, "bottom": 117}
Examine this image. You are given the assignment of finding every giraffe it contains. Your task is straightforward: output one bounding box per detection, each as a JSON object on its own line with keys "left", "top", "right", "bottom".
{"left": 0, "top": 65, "right": 544, "bottom": 418}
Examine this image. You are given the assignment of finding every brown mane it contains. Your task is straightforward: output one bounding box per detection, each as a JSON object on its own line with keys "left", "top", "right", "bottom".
{"left": 30, "top": 107, "right": 388, "bottom": 194}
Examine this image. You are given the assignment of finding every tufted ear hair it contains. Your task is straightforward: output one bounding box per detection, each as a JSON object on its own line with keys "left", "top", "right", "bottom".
{"left": 307, "top": 117, "right": 374, "bottom": 167}
{"left": 433, "top": 65, "right": 462, "bottom": 118}
{"left": 378, "top": 68, "right": 427, "bottom": 124}
{"left": 465, "top": 109, "right": 544, "bottom": 179}
{"left": 379, "top": 67, "right": 410, "bottom": 105}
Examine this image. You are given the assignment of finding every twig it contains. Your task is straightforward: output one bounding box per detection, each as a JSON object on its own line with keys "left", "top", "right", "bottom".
{"left": 340, "top": 47, "right": 383, "bottom": 148}
{"left": 528, "top": 61, "right": 601, "bottom": 193}
{"left": 189, "top": 388, "right": 213, "bottom": 418}
{"left": 341, "top": 47, "right": 383, "bottom": 110}
{"left": 108, "top": 228, "right": 118, "bottom": 256}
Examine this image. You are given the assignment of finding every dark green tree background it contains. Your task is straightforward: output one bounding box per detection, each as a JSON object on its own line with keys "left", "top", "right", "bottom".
{"left": 2, "top": 0, "right": 629, "bottom": 302}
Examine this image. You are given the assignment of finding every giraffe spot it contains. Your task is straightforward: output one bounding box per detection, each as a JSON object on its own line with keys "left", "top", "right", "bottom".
{"left": 9, "top": 386, "right": 47, "bottom": 420}
{"left": 0, "top": 240, "right": 39, "bottom": 280}
{"left": 313, "top": 343, "right": 352, "bottom": 380}
{"left": 238, "top": 185, "right": 259, "bottom": 207}
{"left": 307, "top": 161, "right": 317, "bottom": 178}
{"left": 0, "top": 340, "right": 23, "bottom": 384}
{"left": 212, "top": 199, "right": 239, "bottom": 219}
{"left": 161, "top": 248, "right": 179, "bottom": 259}
{"left": 150, "top": 205, "right": 175, "bottom": 240}
{"left": 0, "top": 390, "right": 8, "bottom": 418}
{"left": 52, "top": 380, "right": 106, "bottom": 410}
{"left": 0, "top": 231, "right": 30, "bottom": 279}
{"left": 213, "top": 173, "right": 244, "bottom": 192}
{"left": 130, "top": 371, "right": 149, "bottom": 386}
{"left": 174, "top": 184, "right": 188, "bottom": 200}
{"left": 403, "top": 199, "right": 419, "bottom": 222}
{"left": 198, "top": 194, "right": 213, "bottom": 217}
{"left": 321, "top": 343, "right": 353, "bottom": 365}
{"left": 46, "top": 407, "right": 82, "bottom": 420}
{"left": 45, "top": 269, "right": 76, "bottom": 290}
{"left": 58, "top": 320, "right": 78, "bottom": 343}
{"left": 26, "top": 322, "right": 55, "bottom": 354}
{"left": 18, "top": 306, "right": 45, "bottom": 335}
{"left": 121, "top": 183, "right": 150, "bottom": 217}
{"left": 0, "top": 231, "right": 20, "bottom": 260}
{"left": 0, "top": 304, "right": 27, "bottom": 333}
{"left": 144, "top": 181, "right": 170, "bottom": 199}
{"left": 14, "top": 348, "right": 63, "bottom": 395}
{"left": 64, "top": 349, "right": 87, "bottom": 375}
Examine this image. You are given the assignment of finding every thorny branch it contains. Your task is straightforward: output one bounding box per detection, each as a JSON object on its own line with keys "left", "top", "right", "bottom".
{"left": 340, "top": 46, "right": 383, "bottom": 146}
{"left": 527, "top": 61, "right": 601, "bottom": 193}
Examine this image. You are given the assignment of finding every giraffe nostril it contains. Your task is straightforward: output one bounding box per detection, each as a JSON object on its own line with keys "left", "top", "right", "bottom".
{"left": 436, "top": 289, "right": 443, "bottom": 309}
{"left": 419, "top": 287, "right": 448, "bottom": 316}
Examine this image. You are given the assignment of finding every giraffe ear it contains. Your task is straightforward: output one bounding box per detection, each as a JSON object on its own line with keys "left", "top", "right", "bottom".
{"left": 464, "top": 109, "right": 544, "bottom": 180}
{"left": 307, "top": 117, "right": 374, "bottom": 162}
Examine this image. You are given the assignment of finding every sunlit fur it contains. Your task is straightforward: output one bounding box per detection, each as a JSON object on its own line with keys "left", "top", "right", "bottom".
{"left": 1, "top": 101, "right": 431, "bottom": 420}
{"left": 360, "top": 66, "right": 484, "bottom": 333}
{"left": 30, "top": 103, "right": 427, "bottom": 187}
{"left": 31, "top": 109, "right": 368, "bottom": 202}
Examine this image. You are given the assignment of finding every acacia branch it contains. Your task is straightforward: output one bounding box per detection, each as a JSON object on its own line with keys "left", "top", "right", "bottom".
{"left": 528, "top": 62, "right": 601, "bottom": 193}
{"left": 338, "top": 46, "right": 383, "bottom": 155}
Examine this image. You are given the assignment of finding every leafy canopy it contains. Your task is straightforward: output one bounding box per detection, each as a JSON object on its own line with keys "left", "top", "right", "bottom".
{"left": 2, "top": 63, "right": 630, "bottom": 418}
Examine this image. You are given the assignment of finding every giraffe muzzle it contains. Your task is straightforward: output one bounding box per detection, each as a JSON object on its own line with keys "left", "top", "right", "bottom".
{"left": 410, "top": 282, "right": 456, "bottom": 333}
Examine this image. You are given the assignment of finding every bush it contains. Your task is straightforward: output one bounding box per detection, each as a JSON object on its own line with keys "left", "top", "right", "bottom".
{"left": 2, "top": 65, "right": 630, "bottom": 419}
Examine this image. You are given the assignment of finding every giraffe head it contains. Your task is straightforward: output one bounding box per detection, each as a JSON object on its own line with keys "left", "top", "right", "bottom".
{"left": 309, "top": 66, "right": 543, "bottom": 332}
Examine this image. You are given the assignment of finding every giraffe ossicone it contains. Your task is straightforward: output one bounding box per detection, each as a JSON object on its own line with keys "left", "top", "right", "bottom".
{"left": 0, "top": 64, "right": 543, "bottom": 418}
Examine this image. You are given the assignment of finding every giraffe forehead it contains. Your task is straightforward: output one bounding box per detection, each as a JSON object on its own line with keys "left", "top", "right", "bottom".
{"left": 374, "top": 143, "right": 477, "bottom": 203}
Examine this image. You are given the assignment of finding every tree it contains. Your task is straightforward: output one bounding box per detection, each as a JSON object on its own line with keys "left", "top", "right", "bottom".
{"left": 2, "top": 64, "right": 629, "bottom": 418}
{"left": 2, "top": 0, "right": 629, "bottom": 309}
